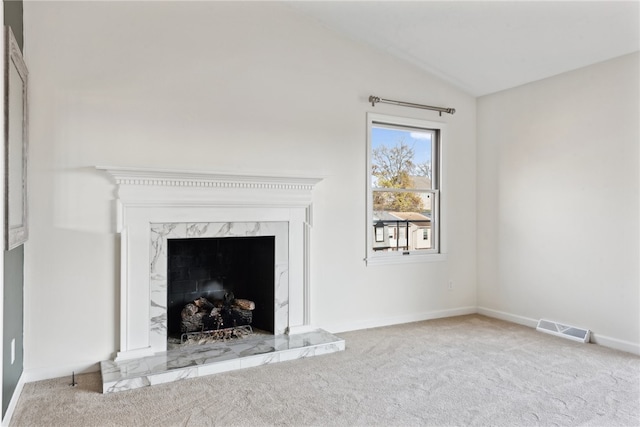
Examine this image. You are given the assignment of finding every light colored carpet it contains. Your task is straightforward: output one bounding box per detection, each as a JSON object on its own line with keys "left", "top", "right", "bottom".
{"left": 10, "top": 315, "right": 640, "bottom": 426}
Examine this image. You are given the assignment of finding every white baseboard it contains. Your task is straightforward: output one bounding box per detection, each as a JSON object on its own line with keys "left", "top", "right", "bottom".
{"left": 477, "top": 306, "right": 640, "bottom": 356}
{"left": 22, "top": 361, "right": 100, "bottom": 383}
{"left": 323, "top": 306, "right": 477, "bottom": 334}
{"left": 1, "top": 373, "right": 25, "bottom": 427}
{"left": 589, "top": 333, "right": 640, "bottom": 355}
{"left": 476, "top": 306, "right": 538, "bottom": 328}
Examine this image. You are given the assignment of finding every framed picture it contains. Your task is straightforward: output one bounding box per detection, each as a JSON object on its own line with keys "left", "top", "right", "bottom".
{"left": 5, "top": 26, "right": 28, "bottom": 250}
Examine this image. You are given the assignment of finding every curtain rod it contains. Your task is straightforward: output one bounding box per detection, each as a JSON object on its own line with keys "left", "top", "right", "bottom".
{"left": 369, "top": 95, "right": 455, "bottom": 116}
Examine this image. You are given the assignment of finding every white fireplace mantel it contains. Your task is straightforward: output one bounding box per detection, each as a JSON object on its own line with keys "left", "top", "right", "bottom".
{"left": 97, "top": 166, "right": 323, "bottom": 361}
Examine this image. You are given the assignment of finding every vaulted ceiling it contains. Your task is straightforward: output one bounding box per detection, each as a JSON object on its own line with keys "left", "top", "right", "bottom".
{"left": 288, "top": 1, "right": 640, "bottom": 96}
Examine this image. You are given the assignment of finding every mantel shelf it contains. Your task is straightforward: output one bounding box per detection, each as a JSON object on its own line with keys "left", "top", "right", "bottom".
{"left": 96, "top": 166, "right": 324, "bottom": 191}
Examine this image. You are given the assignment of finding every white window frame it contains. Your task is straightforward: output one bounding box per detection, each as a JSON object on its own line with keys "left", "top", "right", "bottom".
{"left": 366, "top": 113, "right": 446, "bottom": 266}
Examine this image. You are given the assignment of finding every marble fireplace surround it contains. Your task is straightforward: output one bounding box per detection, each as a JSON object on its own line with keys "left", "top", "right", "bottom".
{"left": 98, "top": 166, "right": 325, "bottom": 361}
{"left": 150, "top": 221, "right": 289, "bottom": 344}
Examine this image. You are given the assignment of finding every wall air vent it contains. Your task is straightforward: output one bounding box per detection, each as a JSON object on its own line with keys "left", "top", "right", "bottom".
{"left": 536, "top": 319, "right": 590, "bottom": 343}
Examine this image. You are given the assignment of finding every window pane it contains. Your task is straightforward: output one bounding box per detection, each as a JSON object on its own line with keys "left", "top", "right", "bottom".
{"left": 371, "top": 125, "right": 434, "bottom": 191}
{"left": 373, "top": 190, "right": 434, "bottom": 216}
{"left": 373, "top": 190, "right": 434, "bottom": 252}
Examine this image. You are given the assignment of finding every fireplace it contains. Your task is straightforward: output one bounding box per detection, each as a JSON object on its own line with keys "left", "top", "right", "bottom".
{"left": 98, "top": 167, "right": 345, "bottom": 393}
{"left": 166, "top": 235, "right": 275, "bottom": 339}
{"left": 149, "top": 220, "right": 290, "bottom": 353}
{"left": 98, "top": 166, "right": 323, "bottom": 360}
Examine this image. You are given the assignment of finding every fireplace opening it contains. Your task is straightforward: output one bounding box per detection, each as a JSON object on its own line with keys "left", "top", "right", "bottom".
{"left": 166, "top": 236, "right": 275, "bottom": 342}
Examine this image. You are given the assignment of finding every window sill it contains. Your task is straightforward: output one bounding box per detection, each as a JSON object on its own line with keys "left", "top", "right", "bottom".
{"left": 365, "top": 252, "right": 447, "bottom": 266}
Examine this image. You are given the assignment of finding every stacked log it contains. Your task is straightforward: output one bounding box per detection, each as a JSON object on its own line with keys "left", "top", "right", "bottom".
{"left": 203, "top": 307, "right": 223, "bottom": 331}
{"left": 193, "top": 297, "right": 214, "bottom": 311}
{"left": 230, "top": 307, "right": 253, "bottom": 326}
{"left": 181, "top": 294, "right": 255, "bottom": 333}
{"left": 233, "top": 299, "right": 255, "bottom": 311}
{"left": 181, "top": 303, "right": 207, "bottom": 333}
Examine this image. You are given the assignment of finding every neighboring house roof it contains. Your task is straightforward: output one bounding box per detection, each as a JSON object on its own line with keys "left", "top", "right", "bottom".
{"left": 373, "top": 211, "right": 401, "bottom": 222}
{"left": 389, "top": 212, "right": 431, "bottom": 227}
{"left": 389, "top": 211, "right": 431, "bottom": 224}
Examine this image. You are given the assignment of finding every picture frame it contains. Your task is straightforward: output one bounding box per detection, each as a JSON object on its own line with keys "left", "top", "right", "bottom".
{"left": 5, "top": 26, "right": 28, "bottom": 250}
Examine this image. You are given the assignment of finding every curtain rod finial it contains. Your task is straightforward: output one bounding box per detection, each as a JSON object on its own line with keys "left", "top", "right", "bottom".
{"left": 369, "top": 95, "right": 380, "bottom": 107}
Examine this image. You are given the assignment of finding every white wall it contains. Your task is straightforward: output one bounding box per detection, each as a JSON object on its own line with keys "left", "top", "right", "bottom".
{"left": 477, "top": 53, "right": 639, "bottom": 352}
{"left": 23, "top": 2, "right": 477, "bottom": 377}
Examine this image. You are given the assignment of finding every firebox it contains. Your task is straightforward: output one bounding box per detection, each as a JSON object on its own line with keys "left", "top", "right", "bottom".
{"left": 167, "top": 236, "right": 275, "bottom": 340}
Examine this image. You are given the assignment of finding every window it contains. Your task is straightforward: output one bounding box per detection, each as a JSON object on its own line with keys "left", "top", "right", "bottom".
{"left": 366, "top": 113, "right": 444, "bottom": 265}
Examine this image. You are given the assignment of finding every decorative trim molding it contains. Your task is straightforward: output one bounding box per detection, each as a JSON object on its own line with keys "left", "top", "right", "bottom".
{"left": 96, "top": 166, "right": 323, "bottom": 191}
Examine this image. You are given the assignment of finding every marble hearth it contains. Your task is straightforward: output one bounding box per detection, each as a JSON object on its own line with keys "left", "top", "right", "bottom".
{"left": 100, "top": 330, "right": 344, "bottom": 393}
{"left": 96, "top": 166, "right": 345, "bottom": 393}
